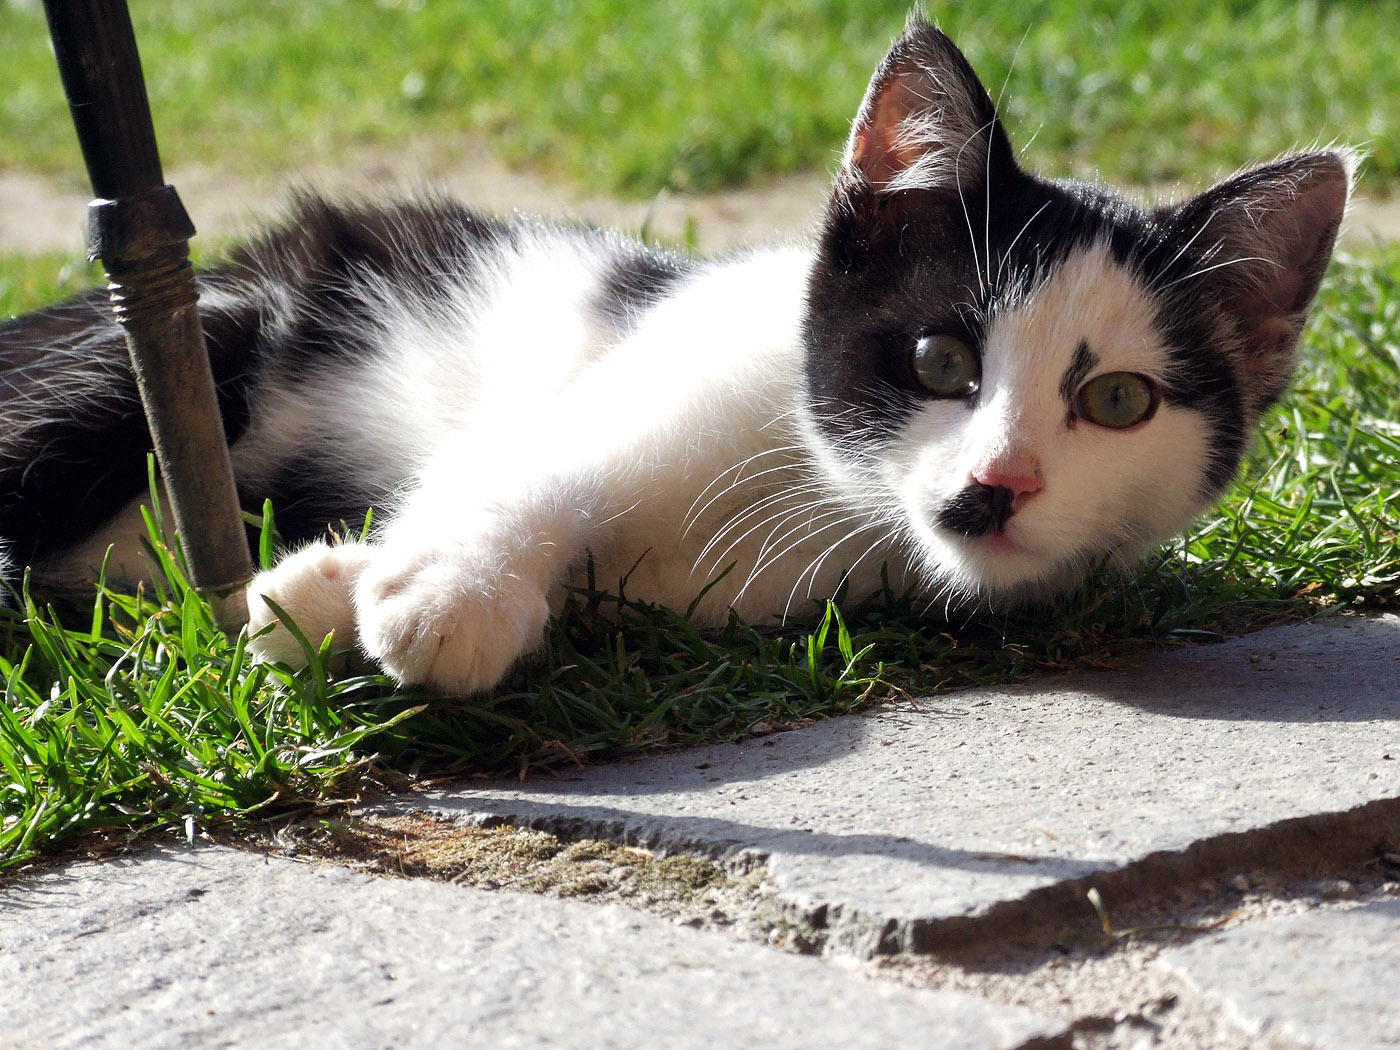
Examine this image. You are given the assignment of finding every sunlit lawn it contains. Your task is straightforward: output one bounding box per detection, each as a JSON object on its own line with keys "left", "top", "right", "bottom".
{"left": 0, "top": 0, "right": 1395, "bottom": 871}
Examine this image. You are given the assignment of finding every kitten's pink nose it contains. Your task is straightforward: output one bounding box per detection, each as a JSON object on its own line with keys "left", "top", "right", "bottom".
{"left": 973, "top": 467, "right": 1042, "bottom": 499}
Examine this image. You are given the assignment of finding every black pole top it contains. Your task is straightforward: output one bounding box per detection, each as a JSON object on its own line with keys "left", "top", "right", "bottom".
{"left": 42, "top": 0, "right": 164, "bottom": 200}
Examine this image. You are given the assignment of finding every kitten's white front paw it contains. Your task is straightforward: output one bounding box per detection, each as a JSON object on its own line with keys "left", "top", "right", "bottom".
{"left": 246, "top": 541, "right": 373, "bottom": 667}
{"left": 355, "top": 545, "right": 551, "bottom": 694}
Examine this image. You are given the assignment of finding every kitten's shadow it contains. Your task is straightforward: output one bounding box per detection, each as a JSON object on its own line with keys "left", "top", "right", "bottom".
{"left": 1070, "top": 612, "right": 1398, "bottom": 724}
{"left": 407, "top": 618, "right": 1397, "bottom": 880}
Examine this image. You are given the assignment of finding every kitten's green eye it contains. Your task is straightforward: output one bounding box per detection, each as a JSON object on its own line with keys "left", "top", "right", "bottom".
{"left": 1075, "top": 372, "right": 1159, "bottom": 429}
{"left": 912, "top": 334, "right": 980, "bottom": 398}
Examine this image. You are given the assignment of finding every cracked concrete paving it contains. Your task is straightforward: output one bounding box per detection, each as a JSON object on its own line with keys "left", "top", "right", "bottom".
{"left": 1161, "top": 897, "right": 1400, "bottom": 1049}
{"left": 2, "top": 613, "right": 1397, "bottom": 1050}
{"left": 0, "top": 844, "right": 1064, "bottom": 1050}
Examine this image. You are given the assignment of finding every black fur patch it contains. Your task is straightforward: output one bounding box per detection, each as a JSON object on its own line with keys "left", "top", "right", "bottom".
{"left": 234, "top": 196, "right": 514, "bottom": 370}
{"left": 0, "top": 284, "right": 262, "bottom": 573}
{"left": 0, "top": 198, "right": 522, "bottom": 580}
{"left": 0, "top": 294, "right": 152, "bottom": 571}
{"left": 591, "top": 239, "right": 691, "bottom": 331}
{"left": 244, "top": 462, "right": 383, "bottom": 551}
{"left": 1058, "top": 340, "right": 1099, "bottom": 405}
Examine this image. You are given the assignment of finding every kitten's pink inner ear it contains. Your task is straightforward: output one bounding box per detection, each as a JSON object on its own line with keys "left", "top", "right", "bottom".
{"left": 1233, "top": 253, "right": 1308, "bottom": 350}
{"left": 1230, "top": 171, "right": 1350, "bottom": 349}
{"left": 852, "top": 79, "right": 925, "bottom": 188}
{"left": 1235, "top": 275, "right": 1304, "bottom": 351}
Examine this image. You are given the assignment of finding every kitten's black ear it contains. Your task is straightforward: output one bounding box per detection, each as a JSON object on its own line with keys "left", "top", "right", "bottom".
{"left": 837, "top": 18, "right": 1017, "bottom": 201}
{"left": 1162, "top": 151, "right": 1355, "bottom": 411}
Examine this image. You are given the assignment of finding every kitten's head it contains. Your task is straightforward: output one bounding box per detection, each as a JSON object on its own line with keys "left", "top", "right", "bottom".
{"left": 801, "top": 17, "right": 1352, "bottom": 605}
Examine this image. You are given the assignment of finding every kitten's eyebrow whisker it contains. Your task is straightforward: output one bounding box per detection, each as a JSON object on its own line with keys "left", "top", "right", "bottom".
{"left": 996, "top": 200, "right": 1051, "bottom": 289}
{"left": 983, "top": 123, "right": 995, "bottom": 295}
{"left": 951, "top": 125, "right": 994, "bottom": 299}
{"left": 1161, "top": 253, "right": 1272, "bottom": 290}
{"left": 994, "top": 27, "right": 1031, "bottom": 118}
{"left": 1152, "top": 214, "right": 1223, "bottom": 289}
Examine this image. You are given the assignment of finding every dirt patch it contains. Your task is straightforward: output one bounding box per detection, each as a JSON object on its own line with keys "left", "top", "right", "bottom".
{"left": 268, "top": 811, "right": 825, "bottom": 951}
{"left": 5, "top": 135, "right": 1396, "bottom": 258}
{"left": 0, "top": 136, "right": 830, "bottom": 257}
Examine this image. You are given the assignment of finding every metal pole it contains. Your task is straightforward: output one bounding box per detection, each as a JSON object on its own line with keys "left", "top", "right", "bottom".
{"left": 41, "top": 0, "right": 251, "bottom": 634}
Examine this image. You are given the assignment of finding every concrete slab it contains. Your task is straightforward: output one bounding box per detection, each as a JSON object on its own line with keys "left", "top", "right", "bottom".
{"left": 0, "top": 843, "right": 1065, "bottom": 1050}
{"left": 390, "top": 614, "right": 1400, "bottom": 952}
{"left": 1159, "top": 897, "right": 1400, "bottom": 1049}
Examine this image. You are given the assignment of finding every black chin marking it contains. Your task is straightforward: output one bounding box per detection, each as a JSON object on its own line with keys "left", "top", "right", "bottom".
{"left": 936, "top": 483, "right": 1015, "bottom": 537}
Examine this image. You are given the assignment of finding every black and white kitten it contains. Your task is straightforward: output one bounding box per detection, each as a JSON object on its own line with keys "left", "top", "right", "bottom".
{"left": 0, "top": 20, "right": 1350, "bottom": 695}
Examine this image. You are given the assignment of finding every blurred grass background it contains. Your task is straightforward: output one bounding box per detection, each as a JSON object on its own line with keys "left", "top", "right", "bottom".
{"left": 0, "top": 0, "right": 1394, "bottom": 197}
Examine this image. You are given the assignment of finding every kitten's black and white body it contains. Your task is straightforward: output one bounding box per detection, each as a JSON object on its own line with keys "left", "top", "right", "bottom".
{"left": 0, "top": 21, "right": 1350, "bottom": 693}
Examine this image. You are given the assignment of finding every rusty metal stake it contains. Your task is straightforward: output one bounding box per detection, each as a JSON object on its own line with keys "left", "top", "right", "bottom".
{"left": 42, "top": 0, "right": 252, "bottom": 634}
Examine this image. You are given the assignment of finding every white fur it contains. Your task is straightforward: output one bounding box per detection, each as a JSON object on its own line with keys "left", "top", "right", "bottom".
{"left": 244, "top": 236, "right": 914, "bottom": 690}
{"left": 244, "top": 229, "right": 1220, "bottom": 694}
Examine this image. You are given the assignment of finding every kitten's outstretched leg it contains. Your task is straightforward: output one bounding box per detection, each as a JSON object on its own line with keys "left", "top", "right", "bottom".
{"left": 247, "top": 526, "right": 565, "bottom": 693}
{"left": 248, "top": 248, "right": 796, "bottom": 694}
{"left": 246, "top": 541, "right": 373, "bottom": 665}
{"left": 351, "top": 495, "right": 585, "bottom": 694}
{"left": 354, "top": 541, "right": 553, "bottom": 693}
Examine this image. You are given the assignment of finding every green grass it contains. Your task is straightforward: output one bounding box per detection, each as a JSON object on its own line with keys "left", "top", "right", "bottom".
{"left": 0, "top": 244, "right": 1397, "bottom": 874}
{"left": 0, "top": 253, "right": 99, "bottom": 314}
{"left": 1, "top": 0, "right": 1397, "bottom": 872}
{"left": 0, "top": 0, "right": 1395, "bottom": 196}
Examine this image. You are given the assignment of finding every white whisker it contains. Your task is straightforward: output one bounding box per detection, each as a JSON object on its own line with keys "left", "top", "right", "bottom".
{"left": 683, "top": 452, "right": 810, "bottom": 537}
{"left": 1160, "top": 253, "right": 1273, "bottom": 290}
{"left": 783, "top": 520, "right": 904, "bottom": 621}
{"left": 706, "top": 496, "right": 849, "bottom": 585}
{"left": 693, "top": 482, "right": 831, "bottom": 571}
{"left": 682, "top": 443, "right": 806, "bottom": 529}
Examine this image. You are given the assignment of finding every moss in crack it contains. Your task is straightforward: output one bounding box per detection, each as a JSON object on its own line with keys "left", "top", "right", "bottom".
{"left": 280, "top": 811, "right": 765, "bottom": 930}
